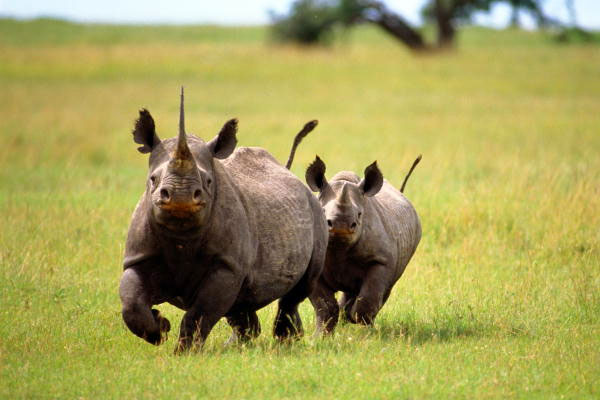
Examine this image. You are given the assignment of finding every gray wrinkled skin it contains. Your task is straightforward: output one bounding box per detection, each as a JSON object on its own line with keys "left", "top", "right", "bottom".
{"left": 119, "top": 93, "right": 327, "bottom": 353}
{"left": 305, "top": 157, "right": 421, "bottom": 334}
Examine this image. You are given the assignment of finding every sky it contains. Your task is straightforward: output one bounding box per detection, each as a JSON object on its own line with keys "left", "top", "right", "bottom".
{"left": 0, "top": 0, "right": 599, "bottom": 30}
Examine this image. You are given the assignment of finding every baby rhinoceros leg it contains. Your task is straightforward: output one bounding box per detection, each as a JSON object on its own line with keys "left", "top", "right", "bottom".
{"left": 309, "top": 277, "right": 339, "bottom": 336}
{"left": 339, "top": 292, "right": 357, "bottom": 323}
{"left": 349, "top": 264, "right": 391, "bottom": 326}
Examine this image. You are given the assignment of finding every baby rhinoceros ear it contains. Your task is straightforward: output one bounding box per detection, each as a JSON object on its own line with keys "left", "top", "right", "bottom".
{"left": 359, "top": 161, "right": 383, "bottom": 197}
{"left": 305, "top": 155, "right": 328, "bottom": 193}
{"left": 132, "top": 109, "right": 161, "bottom": 154}
{"left": 207, "top": 118, "right": 238, "bottom": 159}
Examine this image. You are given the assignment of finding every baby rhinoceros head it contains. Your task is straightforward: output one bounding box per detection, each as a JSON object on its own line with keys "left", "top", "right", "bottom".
{"left": 305, "top": 156, "right": 383, "bottom": 246}
{"left": 131, "top": 88, "right": 237, "bottom": 232}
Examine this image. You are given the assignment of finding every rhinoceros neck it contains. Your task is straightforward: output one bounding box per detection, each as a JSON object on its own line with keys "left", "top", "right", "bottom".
{"left": 151, "top": 218, "right": 207, "bottom": 243}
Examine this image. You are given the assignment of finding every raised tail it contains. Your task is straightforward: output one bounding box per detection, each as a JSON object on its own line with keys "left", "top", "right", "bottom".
{"left": 285, "top": 120, "right": 318, "bottom": 169}
{"left": 400, "top": 154, "right": 422, "bottom": 193}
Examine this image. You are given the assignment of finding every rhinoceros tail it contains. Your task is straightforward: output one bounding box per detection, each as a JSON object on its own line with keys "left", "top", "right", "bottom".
{"left": 400, "top": 154, "right": 422, "bottom": 193}
{"left": 285, "top": 120, "right": 318, "bottom": 170}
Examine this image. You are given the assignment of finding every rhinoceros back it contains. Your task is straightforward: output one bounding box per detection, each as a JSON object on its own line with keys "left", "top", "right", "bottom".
{"left": 223, "top": 147, "right": 317, "bottom": 303}
{"left": 375, "top": 181, "right": 421, "bottom": 271}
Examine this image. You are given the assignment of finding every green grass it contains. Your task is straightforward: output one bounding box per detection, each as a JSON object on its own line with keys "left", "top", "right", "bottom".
{"left": 1, "top": 18, "right": 599, "bottom": 398}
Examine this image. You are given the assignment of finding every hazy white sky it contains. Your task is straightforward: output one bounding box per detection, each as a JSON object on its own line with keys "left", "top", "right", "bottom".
{"left": 0, "top": 0, "right": 598, "bottom": 29}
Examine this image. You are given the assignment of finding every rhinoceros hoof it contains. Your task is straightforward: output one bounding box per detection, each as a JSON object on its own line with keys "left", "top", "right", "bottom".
{"left": 151, "top": 309, "right": 171, "bottom": 332}
{"left": 149, "top": 309, "right": 171, "bottom": 346}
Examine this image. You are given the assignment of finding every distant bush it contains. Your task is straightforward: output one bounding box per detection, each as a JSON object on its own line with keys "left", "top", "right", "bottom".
{"left": 554, "top": 27, "right": 600, "bottom": 44}
{"left": 270, "top": 0, "right": 339, "bottom": 44}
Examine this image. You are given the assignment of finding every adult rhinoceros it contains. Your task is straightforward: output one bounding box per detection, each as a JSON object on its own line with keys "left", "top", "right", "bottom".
{"left": 119, "top": 89, "right": 327, "bottom": 352}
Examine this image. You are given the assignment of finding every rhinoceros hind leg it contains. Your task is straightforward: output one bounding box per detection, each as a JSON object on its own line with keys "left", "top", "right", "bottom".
{"left": 273, "top": 281, "right": 306, "bottom": 340}
{"left": 226, "top": 310, "right": 261, "bottom": 344}
{"left": 275, "top": 239, "right": 326, "bottom": 340}
{"left": 273, "top": 305, "right": 303, "bottom": 340}
{"left": 273, "top": 261, "right": 319, "bottom": 340}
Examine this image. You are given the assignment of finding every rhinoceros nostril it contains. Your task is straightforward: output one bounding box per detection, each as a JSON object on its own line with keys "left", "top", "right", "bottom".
{"left": 327, "top": 220, "right": 333, "bottom": 228}
{"left": 193, "top": 189, "right": 202, "bottom": 203}
{"left": 351, "top": 222, "right": 357, "bottom": 229}
{"left": 160, "top": 188, "right": 171, "bottom": 203}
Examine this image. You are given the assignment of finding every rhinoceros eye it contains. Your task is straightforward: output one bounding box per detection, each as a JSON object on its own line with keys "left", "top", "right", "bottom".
{"left": 358, "top": 212, "right": 362, "bottom": 218}
{"left": 150, "top": 175, "right": 157, "bottom": 187}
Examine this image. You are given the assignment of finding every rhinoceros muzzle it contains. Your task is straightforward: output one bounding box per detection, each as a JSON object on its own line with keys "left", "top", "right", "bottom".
{"left": 328, "top": 228, "right": 355, "bottom": 236}
{"left": 158, "top": 201, "right": 205, "bottom": 218}
{"left": 327, "top": 218, "right": 357, "bottom": 237}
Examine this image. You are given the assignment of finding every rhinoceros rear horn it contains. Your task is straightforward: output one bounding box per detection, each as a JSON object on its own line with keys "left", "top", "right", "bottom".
{"left": 173, "top": 87, "right": 193, "bottom": 163}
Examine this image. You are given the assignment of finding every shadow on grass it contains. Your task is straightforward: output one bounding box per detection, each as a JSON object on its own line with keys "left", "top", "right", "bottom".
{"left": 370, "top": 305, "right": 494, "bottom": 346}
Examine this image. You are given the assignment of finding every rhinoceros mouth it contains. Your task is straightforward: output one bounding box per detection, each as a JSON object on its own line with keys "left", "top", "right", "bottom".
{"left": 158, "top": 202, "right": 204, "bottom": 218}
{"left": 328, "top": 228, "right": 355, "bottom": 236}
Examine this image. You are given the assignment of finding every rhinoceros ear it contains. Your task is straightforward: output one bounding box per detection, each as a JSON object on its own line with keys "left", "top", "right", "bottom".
{"left": 305, "top": 155, "right": 328, "bottom": 193}
{"left": 359, "top": 161, "right": 383, "bottom": 197}
{"left": 132, "top": 109, "right": 161, "bottom": 154}
{"left": 207, "top": 118, "right": 238, "bottom": 159}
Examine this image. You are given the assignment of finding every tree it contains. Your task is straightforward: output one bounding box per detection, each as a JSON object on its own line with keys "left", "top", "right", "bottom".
{"left": 270, "top": 0, "right": 578, "bottom": 51}
{"left": 421, "top": 0, "right": 551, "bottom": 46}
{"left": 270, "top": 0, "right": 339, "bottom": 45}
{"left": 554, "top": 0, "right": 598, "bottom": 43}
{"left": 505, "top": 0, "right": 555, "bottom": 28}
{"left": 338, "top": 0, "right": 428, "bottom": 50}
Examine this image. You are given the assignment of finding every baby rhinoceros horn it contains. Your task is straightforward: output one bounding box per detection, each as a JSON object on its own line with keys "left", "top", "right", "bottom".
{"left": 338, "top": 183, "right": 352, "bottom": 205}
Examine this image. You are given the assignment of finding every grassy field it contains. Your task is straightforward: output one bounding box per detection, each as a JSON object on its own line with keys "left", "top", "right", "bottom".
{"left": 1, "top": 18, "right": 599, "bottom": 398}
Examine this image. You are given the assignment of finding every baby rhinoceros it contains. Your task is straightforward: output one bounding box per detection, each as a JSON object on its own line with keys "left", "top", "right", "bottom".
{"left": 119, "top": 90, "right": 327, "bottom": 353}
{"left": 305, "top": 155, "right": 422, "bottom": 334}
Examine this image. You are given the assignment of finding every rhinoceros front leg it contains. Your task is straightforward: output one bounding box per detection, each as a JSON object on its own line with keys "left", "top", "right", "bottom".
{"left": 119, "top": 267, "right": 171, "bottom": 345}
{"left": 309, "top": 277, "right": 339, "bottom": 336}
{"left": 339, "top": 292, "right": 357, "bottom": 323}
{"left": 175, "top": 267, "right": 243, "bottom": 353}
{"left": 349, "top": 264, "right": 390, "bottom": 325}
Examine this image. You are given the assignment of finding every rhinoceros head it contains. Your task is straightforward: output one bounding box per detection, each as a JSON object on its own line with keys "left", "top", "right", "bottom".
{"left": 131, "top": 88, "right": 237, "bottom": 231}
{"left": 305, "top": 156, "right": 383, "bottom": 245}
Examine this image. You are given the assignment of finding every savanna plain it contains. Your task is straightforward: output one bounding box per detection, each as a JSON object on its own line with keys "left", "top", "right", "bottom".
{"left": 0, "top": 18, "right": 599, "bottom": 399}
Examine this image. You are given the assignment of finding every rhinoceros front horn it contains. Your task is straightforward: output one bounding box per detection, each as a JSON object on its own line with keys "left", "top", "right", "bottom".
{"left": 170, "top": 87, "right": 194, "bottom": 171}
{"left": 338, "top": 182, "right": 352, "bottom": 205}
